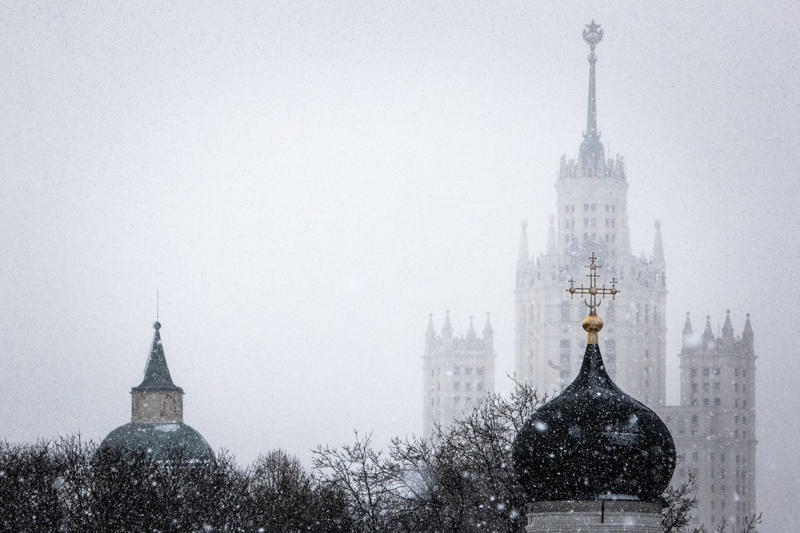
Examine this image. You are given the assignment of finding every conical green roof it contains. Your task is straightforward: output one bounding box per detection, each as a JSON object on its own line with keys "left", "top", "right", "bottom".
{"left": 132, "top": 322, "right": 183, "bottom": 392}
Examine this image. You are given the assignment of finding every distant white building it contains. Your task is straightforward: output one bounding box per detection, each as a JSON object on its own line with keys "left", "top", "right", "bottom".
{"left": 660, "top": 311, "right": 757, "bottom": 530}
{"left": 422, "top": 312, "right": 496, "bottom": 435}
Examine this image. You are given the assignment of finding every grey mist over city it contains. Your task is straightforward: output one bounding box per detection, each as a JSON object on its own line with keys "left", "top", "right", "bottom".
{"left": 1, "top": 2, "right": 798, "bottom": 531}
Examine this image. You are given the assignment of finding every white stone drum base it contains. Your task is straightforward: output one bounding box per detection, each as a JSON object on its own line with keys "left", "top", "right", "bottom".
{"left": 525, "top": 501, "right": 662, "bottom": 533}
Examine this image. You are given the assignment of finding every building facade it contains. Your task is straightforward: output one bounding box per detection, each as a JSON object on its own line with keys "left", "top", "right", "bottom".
{"left": 422, "top": 312, "right": 495, "bottom": 435}
{"left": 660, "top": 311, "right": 757, "bottom": 530}
{"left": 515, "top": 22, "right": 666, "bottom": 407}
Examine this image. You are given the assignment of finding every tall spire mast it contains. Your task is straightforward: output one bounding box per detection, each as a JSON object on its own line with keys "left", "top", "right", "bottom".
{"left": 583, "top": 20, "right": 603, "bottom": 140}
{"left": 653, "top": 220, "right": 664, "bottom": 264}
{"left": 518, "top": 220, "right": 530, "bottom": 264}
{"left": 579, "top": 20, "right": 606, "bottom": 171}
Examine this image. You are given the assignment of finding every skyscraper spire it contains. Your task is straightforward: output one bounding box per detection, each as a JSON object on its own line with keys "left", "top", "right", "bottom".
{"left": 682, "top": 312, "right": 693, "bottom": 346}
{"left": 579, "top": 20, "right": 606, "bottom": 171}
{"left": 425, "top": 313, "right": 437, "bottom": 352}
{"left": 518, "top": 220, "right": 530, "bottom": 264}
{"left": 426, "top": 313, "right": 435, "bottom": 337}
{"left": 467, "top": 316, "right": 477, "bottom": 340}
{"left": 743, "top": 312, "right": 754, "bottom": 351}
{"left": 584, "top": 20, "right": 601, "bottom": 138}
{"left": 743, "top": 313, "right": 753, "bottom": 334}
{"left": 653, "top": 220, "right": 664, "bottom": 263}
{"left": 483, "top": 312, "right": 494, "bottom": 344}
{"left": 702, "top": 315, "right": 714, "bottom": 344}
{"left": 681, "top": 312, "right": 693, "bottom": 349}
{"left": 722, "top": 309, "right": 734, "bottom": 341}
{"left": 442, "top": 310, "right": 453, "bottom": 340}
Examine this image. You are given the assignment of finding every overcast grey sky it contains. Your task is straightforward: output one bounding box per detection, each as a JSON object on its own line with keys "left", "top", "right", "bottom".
{"left": 1, "top": 1, "right": 799, "bottom": 529}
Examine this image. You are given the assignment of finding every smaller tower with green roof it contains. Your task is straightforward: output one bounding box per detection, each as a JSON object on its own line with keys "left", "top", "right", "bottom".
{"left": 131, "top": 321, "right": 184, "bottom": 424}
{"left": 101, "top": 321, "right": 213, "bottom": 462}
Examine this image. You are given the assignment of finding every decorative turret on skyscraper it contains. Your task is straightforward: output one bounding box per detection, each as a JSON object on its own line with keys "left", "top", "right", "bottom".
{"left": 441, "top": 310, "right": 453, "bottom": 342}
{"left": 517, "top": 220, "right": 529, "bottom": 264}
{"left": 660, "top": 311, "right": 757, "bottom": 528}
{"left": 545, "top": 215, "right": 557, "bottom": 255}
{"left": 721, "top": 309, "right": 735, "bottom": 348}
{"left": 514, "top": 255, "right": 675, "bottom": 532}
{"left": 482, "top": 313, "right": 494, "bottom": 347}
{"left": 100, "top": 321, "right": 214, "bottom": 462}
{"left": 702, "top": 314, "right": 714, "bottom": 346}
{"left": 654, "top": 220, "right": 665, "bottom": 264}
{"left": 425, "top": 313, "right": 436, "bottom": 351}
{"left": 422, "top": 312, "right": 496, "bottom": 435}
{"left": 682, "top": 312, "right": 693, "bottom": 346}
{"left": 743, "top": 313, "right": 754, "bottom": 352}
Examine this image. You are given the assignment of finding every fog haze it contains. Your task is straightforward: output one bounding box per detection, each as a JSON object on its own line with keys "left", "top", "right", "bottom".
{"left": 1, "top": 2, "right": 798, "bottom": 530}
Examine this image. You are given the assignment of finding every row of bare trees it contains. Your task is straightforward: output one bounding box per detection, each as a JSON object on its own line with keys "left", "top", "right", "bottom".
{"left": 1, "top": 380, "right": 759, "bottom": 532}
{"left": 0, "top": 439, "right": 352, "bottom": 532}
{"left": 311, "top": 380, "right": 759, "bottom": 533}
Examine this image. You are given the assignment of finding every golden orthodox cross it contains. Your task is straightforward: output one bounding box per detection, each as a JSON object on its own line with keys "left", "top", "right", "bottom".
{"left": 566, "top": 253, "right": 619, "bottom": 316}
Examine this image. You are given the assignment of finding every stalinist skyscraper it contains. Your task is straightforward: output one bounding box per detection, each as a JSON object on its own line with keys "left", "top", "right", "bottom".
{"left": 515, "top": 21, "right": 667, "bottom": 406}
{"left": 423, "top": 21, "right": 756, "bottom": 528}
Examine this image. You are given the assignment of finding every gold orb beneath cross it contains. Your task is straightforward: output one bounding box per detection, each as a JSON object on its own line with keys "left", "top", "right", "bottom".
{"left": 583, "top": 314, "right": 603, "bottom": 344}
{"left": 582, "top": 315, "right": 603, "bottom": 332}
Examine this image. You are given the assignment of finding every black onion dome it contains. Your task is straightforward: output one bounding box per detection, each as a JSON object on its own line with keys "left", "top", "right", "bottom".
{"left": 100, "top": 422, "right": 214, "bottom": 463}
{"left": 513, "top": 342, "right": 675, "bottom": 502}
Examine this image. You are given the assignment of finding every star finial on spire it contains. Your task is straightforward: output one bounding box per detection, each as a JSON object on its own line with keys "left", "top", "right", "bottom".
{"left": 583, "top": 20, "right": 604, "bottom": 50}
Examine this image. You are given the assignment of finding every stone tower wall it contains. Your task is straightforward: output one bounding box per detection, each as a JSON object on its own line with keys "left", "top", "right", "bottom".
{"left": 131, "top": 390, "right": 184, "bottom": 423}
